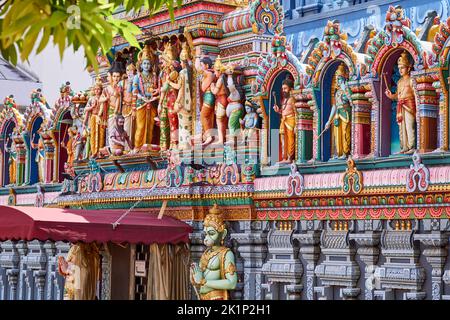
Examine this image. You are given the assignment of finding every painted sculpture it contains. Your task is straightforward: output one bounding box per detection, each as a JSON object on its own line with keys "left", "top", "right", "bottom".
{"left": 121, "top": 61, "right": 137, "bottom": 151}
{"left": 172, "top": 43, "right": 193, "bottom": 150}
{"left": 225, "top": 65, "right": 244, "bottom": 137}
{"left": 31, "top": 122, "right": 46, "bottom": 183}
{"left": 190, "top": 204, "right": 237, "bottom": 300}
{"left": 84, "top": 77, "right": 105, "bottom": 158}
{"left": 58, "top": 242, "right": 101, "bottom": 300}
{"left": 385, "top": 51, "right": 416, "bottom": 154}
{"left": 324, "top": 64, "right": 352, "bottom": 159}
{"left": 196, "top": 52, "right": 216, "bottom": 146}
{"left": 211, "top": 56, "right": 228, "bottom": 145}
{"left": 273, "top": 78, "right": 296, "bottom": 163}
{"left": 102, "top": 61, "right": 125, "bottom": 141}
{"left": 133, "top": 43, "right": 159, "bottom": 152}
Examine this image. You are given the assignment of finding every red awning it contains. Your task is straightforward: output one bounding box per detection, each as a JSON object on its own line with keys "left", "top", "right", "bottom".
{"left": 0, "top": 206, "right": 192, "bottom": 244}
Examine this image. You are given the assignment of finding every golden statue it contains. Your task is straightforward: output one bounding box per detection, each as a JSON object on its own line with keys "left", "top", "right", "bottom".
{"left": 385, "top": 51, "right": 416, "bottom": 154}
{"left": 190, "top": 204, "right": 237, "bottom": 300}
{"left": 84, "top": 77, "right": 105, "bottom": 158}
{"left": 324, "top": 64, "right": 352, "bottom": 159}
{"left": 273, "top": 78, "right": 296, "bottom": 163}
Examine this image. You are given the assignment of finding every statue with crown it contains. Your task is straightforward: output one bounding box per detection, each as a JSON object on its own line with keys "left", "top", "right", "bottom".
{"left": 323, "top": 63, "right": 353, "bottom": 160}
{"left": 190, "top": 204, "right": 237, "bottom": 300}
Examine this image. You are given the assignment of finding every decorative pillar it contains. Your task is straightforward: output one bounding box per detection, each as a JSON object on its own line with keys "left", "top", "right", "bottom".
{"left": 17, "top": 241, "right": 28, "bottom": 300}
{"left": 41, "top": 133, "right": 55, "bottom": 184}
{"left": 349, "top": 81, "right": 371, "bottom": 158}
{"left": 44, "top": 241, "right": 56, "bottom": 300}
{"left": 294, "top": 88, "right": 313, "bottom": 163}
{"left": 375, "top": 220, "right": 426, "bottom": 300}
{"left": 33, "top": 270, "right": 46, "bottom": 300}
{"left": 366, "top": 81, "right": 379, "bottom": 157}
{"left": 188, "top": 221, "right": 205, "bottom": 300}
{"left": 100, "top": 244, "right": 111, "bottom": 300}
{"left": 349, "top": 220, "right": 382, "bottom": 300}
{"left": 261, "top": 221, "right": 303, "bottom": 300}
{"left": 231, "top": 221, "right": 268, "bottom": 300}
{"left": 412, "top": 72, "right": 439, "bottom": 153}
{"left": 13, "top": 135, "right": 26, "bottom": 186}
{"left": 293, "top": 226, "right": 321, "bottom": 300}
{"left": 432, "top": 75, "right": 447, "bottom": 151}
{"left": 415, "top": 232, "right": 448, "bottom": 300}
{"left": 314, "top": 221, "right": 360, "bottom": 300}
{"left": 6, "top": 269, "right": 18, "bottom": 300}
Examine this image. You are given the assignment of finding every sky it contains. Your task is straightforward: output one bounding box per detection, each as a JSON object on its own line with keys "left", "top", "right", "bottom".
{"left": 27, "top": 44, "right": 93, "bottom": 106}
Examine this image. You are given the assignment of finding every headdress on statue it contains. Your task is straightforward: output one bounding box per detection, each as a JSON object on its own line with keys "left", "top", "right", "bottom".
{"left": 397, "top": 51, "right": 412, "bottom": 68}
{"left": 126, "top": 59, "right": 137, "bottom": 72}
{"left": 335, "top": 63, "right": 349, "bottom": 79}
{"left": 3, "top": 95, "right": 17, "bottom": 109}
{"left": 60, "top": 81, "right": 71, "bottom": 94}
{"left": 160, "top": 42, "right": 175, "bottom": 64}
{"left": 93, "top": 76, "right": 103, "bottom": 90}
{"left": 138, "top": 43, "right": 154, "bottom": 62}
{"left": 180, "top": 42, "right": 190, "bottom": 61}
{"left": 245, "top": 100, "right": 257, "bottom": 110}
{"left": 204, "top": 204, "right": 226, "bottom": 233}
{"left": 213, "top": 56, "right": 226, "bottom": 73}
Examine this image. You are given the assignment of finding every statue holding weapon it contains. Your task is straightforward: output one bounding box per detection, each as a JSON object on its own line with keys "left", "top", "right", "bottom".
{"left": 321, "top": 63, "right": 353, "bottom": 160}
{"left": 272, "top": 77, "right": 296, "bottom": 164}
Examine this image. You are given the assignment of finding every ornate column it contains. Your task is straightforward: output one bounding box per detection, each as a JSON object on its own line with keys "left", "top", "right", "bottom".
{"left": 231, "top": 221, "right": 268, "bottom": 300}
{"left": 314, "top": 221, "right": 360, "bottom": 300}
{"left": 348, "top": 81, "right": 371, "bottom": 158}
{"left": 25, "top": 240, "right": 47, "bottom": 300}
{"left": 293, "top": 223, "right": 321, "bottom": 300}
{"left": 188, "top": 220, "right": 206, "bottom": 300}
{"left": 44, "top": 241, "right": 56, "bottom": 300}
{"left": 17, "top": 241, "right": 27, "bottom": 300}
{"left": 228, "top": 221, "right": 244, "bottom": 300}
{"left": 6, "top": 269, "right": 18, "bottom": 300}
{"left": 432, "top": 74, "right": 447, "bottom": 151}
{"left": 349, "top": 220, "right": 382, "bottom": 300}
{"left": 261, "top": 221, "right": 303, "bottom": 300}
{"left": 415, "top": 230, "right": 448, "bottom": 300}
{"left": 412, "top": 72, "right": 439, "bottom": 153}
{"left": 41, "top": 132, "right": 55, "bottom": 184}
{"left": 375, "top": 220, "right": 426, "bottom": 300}
{"left": 14, "top": 135, "right": 26, "bottom": 185}
{"left": 33, "top": 270, "right": 46, "bottom": 300}
{"left": 294, "top": 88, "right": 313, "bottom": 163}
{"left": 100, "top": 244, "right": 111, "bottom": 300}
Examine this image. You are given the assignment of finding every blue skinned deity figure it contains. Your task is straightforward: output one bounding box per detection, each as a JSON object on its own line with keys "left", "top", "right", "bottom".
{"left": 132, "top": 44, "right": 159, "bottom": 152}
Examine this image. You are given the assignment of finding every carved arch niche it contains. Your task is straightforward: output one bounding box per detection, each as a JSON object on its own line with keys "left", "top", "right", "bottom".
{"left": 306, "top": 20, "right": 370, "bottom": 162}
{"left": 251, "top": 36, "right": 306, "bottom": 166}
{"left": 0, "top": 100, "right": 24, "bottom": 186}
{"left": 366, "top": 6, "right": 438, "bottom": 156}
{"left": 52, "top": 106, "right": 74, "bottom": 183}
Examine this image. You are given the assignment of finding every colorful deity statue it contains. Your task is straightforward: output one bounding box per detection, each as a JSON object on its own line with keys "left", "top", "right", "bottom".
{"left": 120, "top": 61, "right": 137, "bottom": 151}
{"left": 31, "top": 122, "right": 47, "bottom": 183}
{"left": 224, "top": 65, "right": 244, "bottom": 138}
{"left": 190, "top": 204, "right": 237, "bottom": 300}
{"left": 5, "top": 132, "right": 17, "bottom": 186}
{"left": 385, "top": 52, "right": 416, "bottom": 154}
{"left": 324, "top": 64, "right": 352, "bottom": 159}
{"left": 210, "top": 56, "right": 229, "bottom": 145}
{"left": 240, "top": 100, "right": 259, "bottom": 141}
{"left": 133, "top": 43, "right": 159, "bottom": 152}
{"left": 61, "top": 125, "right": 79, "bottom": 166}
{"left": 30, "top": 88, "right": 49, "bottom": 111}
{"left": 171, "top": 43, "right": 193, "bottom": 150}
{"left": 273, "top": 78, "right": 296, "bottom": 163}
{"left": 195, "top": 49, "right": 216, "bottom": 146}
{"left": 3, "top": 95, "right": 17, "bottom": 110}
{"left": 84, "top": 77, "right": 105, "bottom": 158}
{"left": 157, "top": 43, "right": 179, "bottom": 150}
{"left": 55, "top": 81, "right": 73, "bottom": 110}
{"left": 101, "top": 61, "right": 125, "bottom": 145}
{"left": 58, "top": 242, "right": 101, "bottom": 300}
{"left": 99, "top": 115, "right": 133, "bottom": 157}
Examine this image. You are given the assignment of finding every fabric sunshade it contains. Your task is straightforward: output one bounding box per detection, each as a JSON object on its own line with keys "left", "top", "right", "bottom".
{"left": 0, "top": 206, "right": 192, "bottom": 244}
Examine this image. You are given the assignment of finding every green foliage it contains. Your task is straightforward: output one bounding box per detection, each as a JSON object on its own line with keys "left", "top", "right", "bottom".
{"left": 0, "top": 0, "right": 182, "bottom": 72}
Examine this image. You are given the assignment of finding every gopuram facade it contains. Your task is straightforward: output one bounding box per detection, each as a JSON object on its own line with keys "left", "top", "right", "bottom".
{"left": 1, "top": 0, "right": 450, "bottom": 300}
